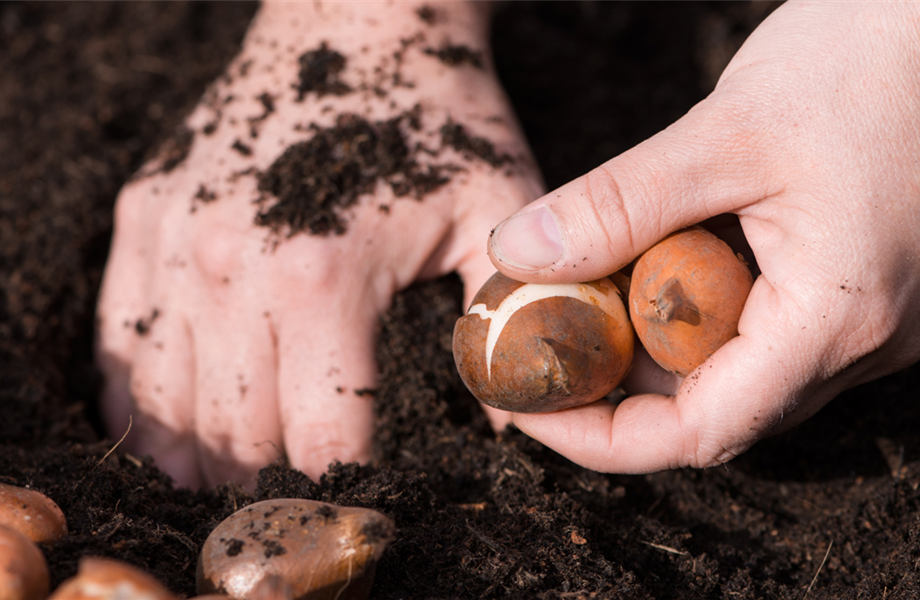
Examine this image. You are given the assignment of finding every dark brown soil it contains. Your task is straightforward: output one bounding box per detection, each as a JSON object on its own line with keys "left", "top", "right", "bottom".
{"left": 423, "top": 44, "right": 484, "bottom": 69}
{"left": 3, "top": 2, "right": 920, "bottom": 599}
{"left": 294, "top": 42, "right": 351, "bottom": 100}
{"left": 256, "top": 109, "right": 450, "bottom": 237}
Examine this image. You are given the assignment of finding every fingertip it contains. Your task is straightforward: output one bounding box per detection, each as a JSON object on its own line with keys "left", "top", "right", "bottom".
{"left": 488, "top": 180, "right": 630, "bottom": 284}
{"left": 276, "top": 304, "right": 378, "bottom": 482}
{"left": 622, "top": 344, "right": 682, "bottom": 397}
{"left": 287, "top": 422, "right": 373, "bottom": 482}
{"left": 488, "top": 204, "right": 563, "bottom": 273}
{"left": 481, "top": 404, "right": 512, "bottom": 433}
{"left": 282, "top": 383, "right": 375, "bottom": 482}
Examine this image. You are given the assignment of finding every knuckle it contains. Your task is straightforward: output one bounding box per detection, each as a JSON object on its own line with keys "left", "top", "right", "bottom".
{"left": 586, "top": 159, "right": 675, "bottom": 262}
{"left": 818, "top": 279, "right": 907, "bottom": 378}
{"left": 675, "top": 407, "right": 751, "bottom": 470}
{"left": 824, "top": 304, "right": 913, "bottom": 382}
{"left": 688, "top": 435, "right": 746, "bottom": 470}
{"left": 272, "top": 240, "right": 348, "bottom": 294}
{"left": 113, "top": 185, "right": 149, "bottom": 231}
{"left": 128, "top": 366, "right": 179, "bottom": 424}
{"left": 191, "top": 220, "right": 248, "bottom": 283}
{"left": 580, "top": 166, "right": 639, "bottom": 265}
{"left": 695, "top": 90, "right": 779, "bottom": 172}
{"left": 287, "top": 426, "right": 369, "bottom": 474}
{"left": 95, "top": 310, "right": 138, "bottom": 362}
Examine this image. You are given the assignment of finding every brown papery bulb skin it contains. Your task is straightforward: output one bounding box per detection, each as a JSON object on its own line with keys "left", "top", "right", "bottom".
{"left": 629, "top": 226, "right": 753, "bottom": 377}
{"left": 197, "top": 499, "right": 395, "bottom": 600}
{"left": 453, "top": 272, "right": 634, "bottom": 413}
{"left": 0, "top": 525, "right": 50, "bottom": 600}
{"left": 0, "top": 483, "right": 67, "bottom": 544}
{"left": 47, "top": 557, "right": 178, "bottom": 600}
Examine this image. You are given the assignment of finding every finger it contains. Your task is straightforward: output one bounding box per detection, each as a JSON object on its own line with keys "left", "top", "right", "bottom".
{"left": 621, "top": 344, "right": 681, "bottom": 398}
{"left": 480, "top": 405, "right": 513, "bottom": 432}
{"left": 453, "top": 173, "right": 542, "bottom": 308}
{"left": 450, "top": 183, "right": 543, "bottom": 433}
{"left": 510, "top": 277, "right": 841, "bottom": 473}
{"left": 95, "top": 187, "right": 154, "bottom": 435}
{"left": 450, "top": 172, "right": 543, "bottom": 432}
{"left": 275, "top": 288, "right": 378, "bottom": 482}
{"left": 126, "top": 308, "right": 200, "bottom": 489}
{"left": 190, "top": 296, "right": 282, "bottom": 489}
{"left": 488, "top": 96, "right": 779, "bottom": 283}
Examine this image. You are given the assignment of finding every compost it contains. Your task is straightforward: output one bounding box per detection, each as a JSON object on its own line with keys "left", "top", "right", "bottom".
{"left": 3, "top": 2, "right": 920, "bottom": 598}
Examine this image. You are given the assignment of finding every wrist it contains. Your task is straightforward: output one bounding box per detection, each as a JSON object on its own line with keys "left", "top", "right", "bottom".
{"left": 256, "top": 1, "right": 492, "bottom": 51}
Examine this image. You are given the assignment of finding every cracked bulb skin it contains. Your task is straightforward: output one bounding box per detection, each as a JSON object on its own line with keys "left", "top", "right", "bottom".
{"left": 453, "top": 272, "right": 634, "bottom": 413}
{"left": 629, "top": 226, "right": 753, "bottom": 377}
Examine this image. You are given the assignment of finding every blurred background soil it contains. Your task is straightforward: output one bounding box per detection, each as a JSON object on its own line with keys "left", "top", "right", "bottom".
{"left": 3, "top": 2, "right": 920, "bottom": 598}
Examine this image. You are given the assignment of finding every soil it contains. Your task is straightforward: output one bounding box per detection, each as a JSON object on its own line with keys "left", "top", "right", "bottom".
{"left": 255, "top": 109, "right": 452, "bottom": 237}
{"left": 3, "top": 2, "right": 920, "bottom": 599}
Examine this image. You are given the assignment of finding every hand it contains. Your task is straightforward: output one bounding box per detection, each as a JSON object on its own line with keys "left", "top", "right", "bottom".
{"left": 95, "top": 1, "right": 542, "bottom": 488}
{"left": 488, "top": 1, "right": 920, "bottom": 473}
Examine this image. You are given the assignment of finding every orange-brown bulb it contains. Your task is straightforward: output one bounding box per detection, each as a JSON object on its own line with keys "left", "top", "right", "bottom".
{"left": 453, "top": 272, "right": 634, "bottom": 413}
{"left": 0, "top": 483, "right": 67, "bottom": 544}
{"left": 47, "top": 557, "right": 178, "bottom": 600}
{"left": 629, "top": 226, "right": 753, "bottom": 377}
{"left": 0, "top": 525, "right": 50, "bottom": 600}
{"left": 197, "top": 499, "right": 395, "bottom": 600}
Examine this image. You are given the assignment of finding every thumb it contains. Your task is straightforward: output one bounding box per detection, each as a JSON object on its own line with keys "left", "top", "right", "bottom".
{"left": 488, "top": 98, "right": 776, "bottom": 283}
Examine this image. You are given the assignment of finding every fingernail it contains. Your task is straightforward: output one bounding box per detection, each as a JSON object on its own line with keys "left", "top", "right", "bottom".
{"left": 490, "top": 206, "right": 563, "bottom": 270}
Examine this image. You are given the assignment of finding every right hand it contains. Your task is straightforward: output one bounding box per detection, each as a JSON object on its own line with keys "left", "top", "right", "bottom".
{"left": 489, "top": 0, "right": 920, "bottom": 473}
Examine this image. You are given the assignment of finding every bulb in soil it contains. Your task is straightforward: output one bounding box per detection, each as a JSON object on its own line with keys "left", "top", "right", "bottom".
{"left": 46, "top": 557, "right": 178, "bottom": 600}
{"left": 629, "top": 226, "right": 753, "bottom": 377}
{"left": 0, "top": 525, "right": 50, "bottom": 600}
{"left": 48, "top": 556, "right": 176, "bottom": 600}
{"left": 0, "top": 483, "right": 67, "bottom": 544}
{"left": 453, "top": 272, "right": 634, "bottom": 413}
{"left": 197, "top": 499, "right": 395, "bottom": 600}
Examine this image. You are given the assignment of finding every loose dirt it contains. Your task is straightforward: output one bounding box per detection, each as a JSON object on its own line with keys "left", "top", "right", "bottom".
{"left": 3, "top": 2, "right": 919, "bottom": 599}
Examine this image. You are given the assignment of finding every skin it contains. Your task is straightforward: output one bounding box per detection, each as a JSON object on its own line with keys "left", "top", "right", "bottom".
{"left": 99, "top": 0, "right": 920, "bottom": 488}
{"left": 491, "top": 1, "right": 920, "bottom": 473}
{"left": 95, "top": 1, "right": 542, "bottom": 489}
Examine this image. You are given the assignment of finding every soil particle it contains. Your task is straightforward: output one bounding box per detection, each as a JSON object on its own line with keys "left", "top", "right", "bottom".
{"left": 389, "top": 34, "right": 425, "bottom": 91}
{"left": 294, "top": 42, "right": 352, "bottom": 100}
{"left": 361, "top": 519, "right": 396, "bottom": 545}
{"left": 191, "top": 184, "right": 217, "bottom": 212}
{"left": 137, "top": 125, "right": 195, "bottom": 179}
{"left": 246, "top": 92, "right": 275, "bottom": 138}
{"left": 315, "top": 505, "right": 338, "bottom": 523}
{"left": 423, "top": 44, "right": 484, "bottom": 69}
{"left": 223, "top": 538, "right": 245, "bottom": 557}
{"left": 261, "top": 539, "right": 286, "bottom": 558}
{"left": 231, "top": 139, "right": 252, "bottom": 156}
{"left": 416, "top": 5, "right": 437, "bottom": 25}
{"left": 134, "top": 308, "right": 160, "bottom": 337}
{"left": 440, "top": 119, "right": 511, "bottom": 167}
